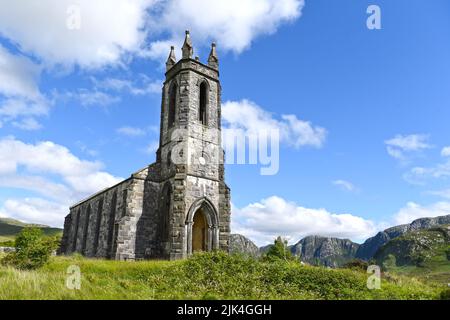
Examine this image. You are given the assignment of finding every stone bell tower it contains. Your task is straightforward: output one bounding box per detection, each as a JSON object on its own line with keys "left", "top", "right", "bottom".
{"left": 59, "top": 31, "right": 230, "bottom": 261}
{"left": 153, "top": 30, "right": 231, "bottom": 260}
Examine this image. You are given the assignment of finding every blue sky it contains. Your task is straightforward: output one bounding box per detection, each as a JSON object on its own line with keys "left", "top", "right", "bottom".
{"left": 1, "top": 0, "right": 450, "bottom": 245}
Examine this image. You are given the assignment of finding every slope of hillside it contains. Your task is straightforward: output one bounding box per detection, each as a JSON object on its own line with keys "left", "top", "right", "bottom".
{"left": 356, "top": 214, "right": 450, "bottom": 260}
{"left": 291, "top": 236, "right": 359, "bottom": 267}
{"left": 229, "top": 234, "right": 260, "bottom": 257}
{"left": 374, "top": 226, "right": 450, "bottom": 284}
{"left": 0, "top": 218, "right": 62, "bottom": 244}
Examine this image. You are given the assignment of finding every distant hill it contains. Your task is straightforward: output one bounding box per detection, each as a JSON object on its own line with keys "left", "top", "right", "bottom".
{"left": 374, "top": 225, "right": 450, "bottom": 284}
{"left": 356, "top": 214, "right": 450, "bottom": 260}
{"left": 252, "top": 214, "right": 450, "bottom": 268}
{"left": 229, "top": 234, "right": 260, "bottom": 257}
{"left": 0, "top": 217, "right": 62, "bottom": 244}
{"left": 290, "top": 236, "right": 359, "bottom": 268}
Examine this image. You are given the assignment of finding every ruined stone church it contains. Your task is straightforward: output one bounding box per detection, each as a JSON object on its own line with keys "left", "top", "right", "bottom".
{"left": 60, "top": 31, "right": 231, "bottom": 260}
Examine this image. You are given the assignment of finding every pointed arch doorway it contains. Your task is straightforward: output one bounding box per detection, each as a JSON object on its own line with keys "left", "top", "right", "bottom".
{"left": 185, "top": 198, "right": 219, "bottom": 256}
{"left": 192, "top": 209, "right": 207, "bottom": 252}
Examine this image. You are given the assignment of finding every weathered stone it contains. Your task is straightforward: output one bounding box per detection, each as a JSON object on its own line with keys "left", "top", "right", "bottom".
{"left": 59, "top": 32, "right": 231, "bottom": 261}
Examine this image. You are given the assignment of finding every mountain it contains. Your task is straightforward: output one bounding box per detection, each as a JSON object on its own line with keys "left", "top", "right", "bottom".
{"left": 290, "top": 236, "right": 360, "bottom": 268}
{"left": 0, "top": 217, "right": 62, "bottom": 244}
{"left": 356, "top": 215, "right": 450, "bottom": 260}
{"left": 229, "top": 234, "right": 260, "bottom": 257}
{"left": 374, "top": 225, "right": 450, "bottom": 284}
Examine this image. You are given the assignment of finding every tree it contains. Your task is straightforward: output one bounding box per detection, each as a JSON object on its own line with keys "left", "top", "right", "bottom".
{"left": 264, "top": 236, "right": 295, "bottom": 262}
{"left": 1, "top": 227, "right": 60, "bottom": 270}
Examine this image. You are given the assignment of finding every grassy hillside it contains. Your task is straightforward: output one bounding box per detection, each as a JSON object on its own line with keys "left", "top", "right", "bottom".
{"left": 0, "top": 218, "right": 62, "bottom": 245}
{"left": 375, "top": 226, "right": 450, "bottom": 284}
{"left": 0, "top": 252, "right": 445, "bottom": 300}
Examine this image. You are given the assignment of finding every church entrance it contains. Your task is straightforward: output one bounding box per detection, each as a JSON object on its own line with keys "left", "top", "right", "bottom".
{"left": 185, "top": 198, "right": 220, "bottom": 257}
{"left": 192, "top": 209, "right": 207, "bottom": 252}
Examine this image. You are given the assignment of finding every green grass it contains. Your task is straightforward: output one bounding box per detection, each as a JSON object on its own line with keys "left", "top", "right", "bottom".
{"left": 0, "top": 252, "right": 445, "bottom": 300}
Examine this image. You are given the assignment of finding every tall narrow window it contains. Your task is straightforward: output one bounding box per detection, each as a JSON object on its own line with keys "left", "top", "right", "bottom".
{"left": 199, "top": 81, "right": 208, "bottom": 125}
{"left": 168, "top": 82, "right": 177, "bottom": 127}
{"left": 72, "top": 209, "right": 81, "bottom": 252}
{"left": 93, "top": 198, "right": 103, "bottom": 256}
{"left": 107, "top": 191, "right": 117, "bottom": 259}
{"left": 81, "top": 205, "right": 91, "bottom": 255}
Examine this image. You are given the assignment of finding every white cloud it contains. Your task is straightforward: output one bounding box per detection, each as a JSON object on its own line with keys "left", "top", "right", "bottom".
{"left": 12, "top": 117, "right": 42, "bottom": 130}
{"left": 232, "top": 196, "right": 377, "bottom": 246}
{"left": 385, "top": 134, "right": 431, "bottom": 161}
{"left": 0, "top": 44, "right": 49, "bottom": 128}
{"left": 91, "top": 76, "right": 162, "bottom": 96}
{"left": 0, "top": 198, "right": 67, "bottom": 227}
{"left": 427, "top": 189, "right": 450, "bottom": 200}
{"left": 332, "top": 180, "right": 356, "bottom": 192}
{"left": 147, "top": 0, "right": 304, "bottom": 59}
{"left": 0, "top": 1, "right": 304, "bottom": 68}
{"left": 0, "top": 44, "right": 42, "bottom": 99}
{"left": 0, "top": 136, "right": 123, "bottom": 226}
{"left": 404, "top": 159, "right": 450, "bottom": 185}
{"left": 56, "top": 89, "right": 121, "bottom": 107}
{"left": 0, "top": 0, "right": 154, "bottom": 68}
{"left": 222, "top": 99, "right": 327, "bottom": 149}
{"left": 441, "top": 146, "right": 450, "bottom": 157}
{"left": 393, "top": 201, "right": 450, "bottom": 225}
{"left": 117, "top": 126, "right": 146, "bottom": 137}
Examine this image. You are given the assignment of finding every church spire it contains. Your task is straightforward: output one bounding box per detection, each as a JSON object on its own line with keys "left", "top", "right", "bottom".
{"left": 207, "top": 42, "right": 219, "bottom": 69}
{"left": 182, "top": 30, "right": 193, "bottom": 59}
{"left": 166, "top": 46, "right": 177, "bottom": 71}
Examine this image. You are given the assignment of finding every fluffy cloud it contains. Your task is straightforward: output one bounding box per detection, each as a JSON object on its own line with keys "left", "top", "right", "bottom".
{"left": 0, "top": 136, "right": 123, "bottom": 226}
{"left": 404, "top": 159, "right": 450, "bottom": 185}
{"left": 393, "top": 201, "right": 450, "bottom": 225}
{"left": 0, "top": 45, "right": 42, "bottom": 99}
{"left": 332, "top": 180, "right": 356, "bottom": 192}
{"left": 91, "top": 76, "right": 162, "bottom": 96}
{"left": 441, "top": 146, "right": 450, "bottom": 157}
{"left": 222, "top": 99, "right": 327, "bottom": 149}
{"left": 427, "top": 189, "right": 450, "bottom": 200}
{"left": 232, "top": 196, "right": 377, "bottom": 246}
{"left": 0, "top": 0, "right": 154, "bottom": 68}
{"left": 0, "top": 0, "right": 304, "bottom": 68}
{"left": 385, "top": 134, "right": 432, "bottom": 161}
{"left": 146, "top": 0, "right": 304, "bottom": 59}
{"left": 117, "top": 126, "right": 147, "bottom": 137}
{"left": 0, "top": 45, "right": 49, "bottom": 129}
{"left": 0, "top": 198, "right": 67, "bottom": 227}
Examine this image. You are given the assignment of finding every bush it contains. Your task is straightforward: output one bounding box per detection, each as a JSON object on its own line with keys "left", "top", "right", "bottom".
{"left": 263, "top": 236, "right": 296, "bottom": 262}
{"left": 342, "top": 259, "right": 369, "bottom": 271}
{"left": 440, "top": 288, "right": 450, "bottom": 300}
{"left": 1, "top": 227, "right": 60, "bottom": 270}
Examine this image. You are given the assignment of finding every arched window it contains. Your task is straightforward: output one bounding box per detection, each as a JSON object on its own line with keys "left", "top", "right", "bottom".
{"left": 168, "top": 82, "right": 177, "bottom": 128}
{"left": 199, "top": 81, "right": 208, "bottom": 125}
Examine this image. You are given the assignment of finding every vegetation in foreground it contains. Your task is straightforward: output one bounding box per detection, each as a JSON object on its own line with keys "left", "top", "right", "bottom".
{"left": 0, "top": 251, "right": 446, "bottom": 300}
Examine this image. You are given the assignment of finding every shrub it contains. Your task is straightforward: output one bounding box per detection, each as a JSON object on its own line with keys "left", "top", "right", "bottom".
{"left": 382, "top": 254, "right": 397, "bottom": 271}
{"left": 342, "top": 259, "right": 369, "bottom": 271}
{"left": 1, "top": 227, "right": 59, "bottom": 270}
{"left": 263, "top": 236, "right": 296, "bottom": 262}
{"left": 440, "top": 288, "right": 450, "bottom": 300}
